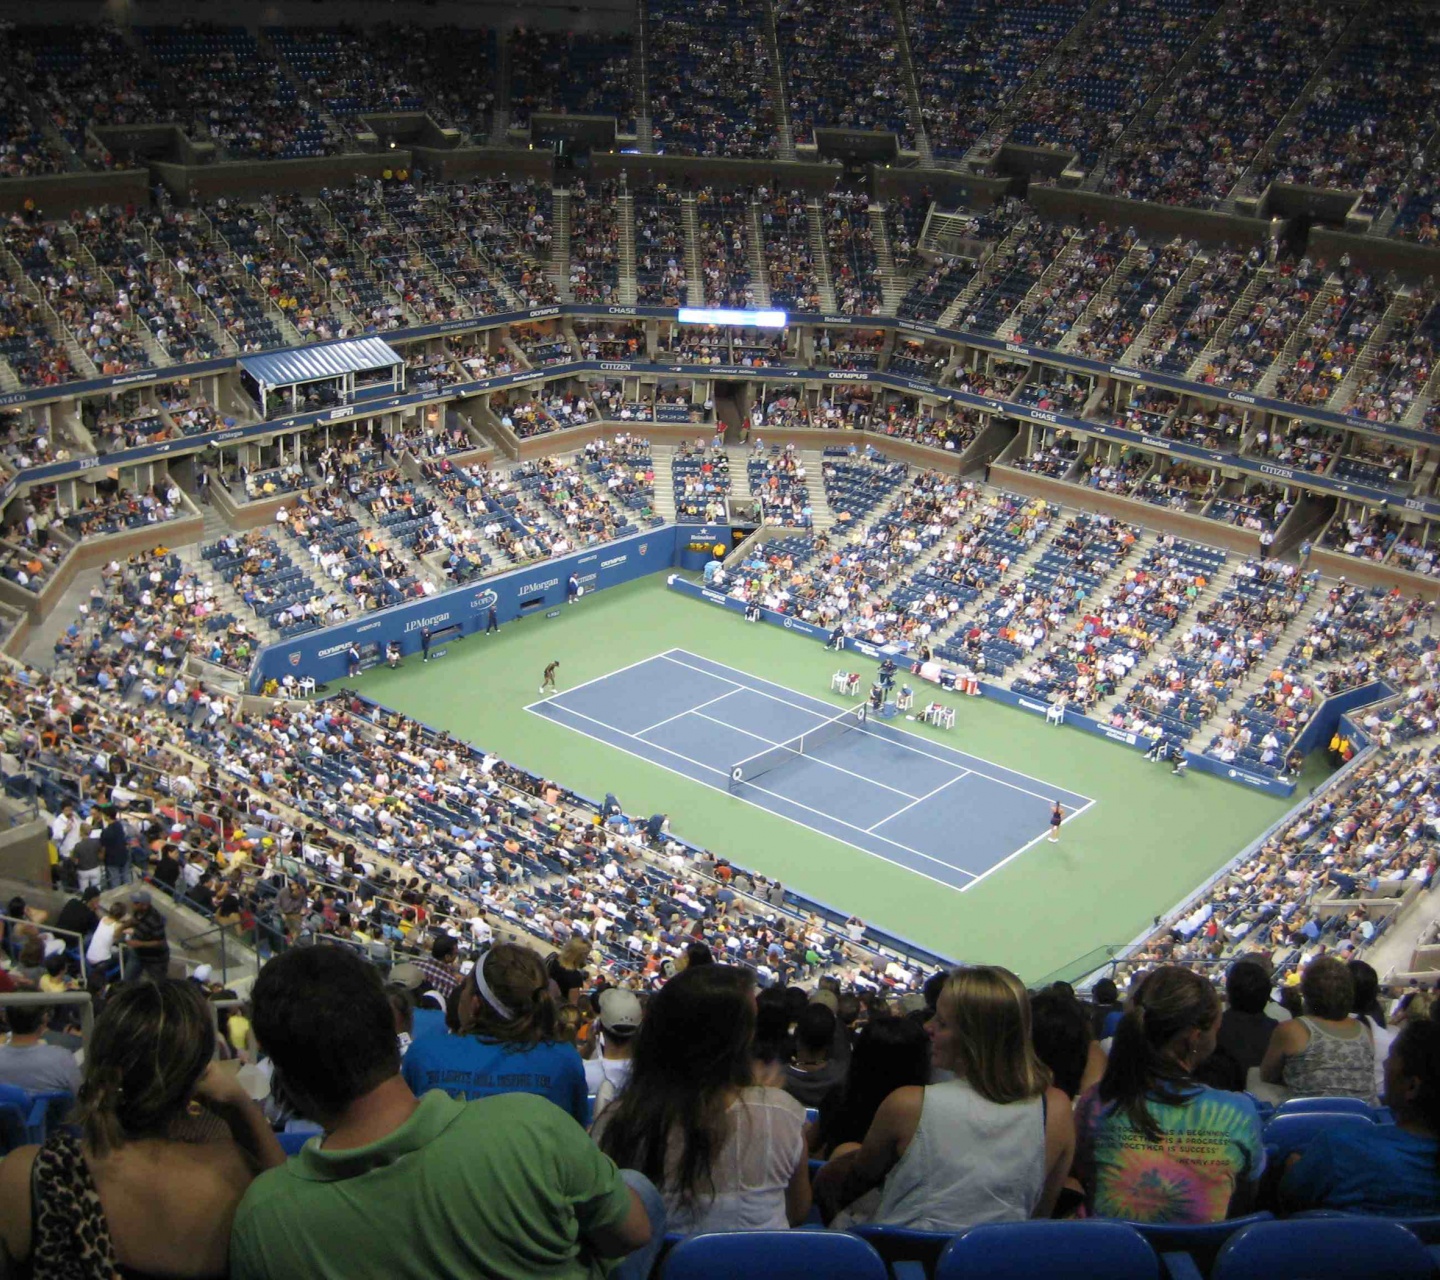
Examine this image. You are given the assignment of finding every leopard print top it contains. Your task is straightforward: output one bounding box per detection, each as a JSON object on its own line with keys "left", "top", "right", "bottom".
{"left": 30, "top": 1129, "right": 123, "bottom": 1279}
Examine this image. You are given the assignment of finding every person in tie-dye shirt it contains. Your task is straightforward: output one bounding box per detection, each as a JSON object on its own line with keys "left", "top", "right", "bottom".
{"left": 1075, "top": 967, "right": 1265, "bottom": 1223}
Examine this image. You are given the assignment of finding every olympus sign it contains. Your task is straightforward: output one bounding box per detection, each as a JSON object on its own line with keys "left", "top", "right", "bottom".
{"left": 827, "top": 371, "right": 868, "bottom": 381}
{"left": 600, "top": 554, "right": 627, "bottom": 569}
{"left": 527, "top": 306, "right": 560, "bottom": 319}
{"left": 318, "top": 642, "right": 353, "bottom": 659}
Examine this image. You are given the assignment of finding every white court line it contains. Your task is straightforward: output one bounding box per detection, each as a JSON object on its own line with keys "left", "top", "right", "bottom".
{"left": 960, "top": 797, "right": 1098, "bottom": 894}
{"left": 541, "top": 699, "right": 979, "bottom": 881}
{"left": 866, "top": 770, "right": 971, "bottom": 832}
{"left": 689, "top": 711, "right": 923, "bottom": 801}
{"left": 523, "top": 650, "right": 680, "bottom": 713}
{"left": 636, "top": 689, "right": 739, "bottom": 737}
{"left": 530, "top": 701, "right": 973, "bottom": 892}
{"left": 664, "top": 650, "right": 1093, "bottom": 809}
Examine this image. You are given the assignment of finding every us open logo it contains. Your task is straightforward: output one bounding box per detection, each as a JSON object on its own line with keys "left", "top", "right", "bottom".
{"left": 470, "top": 588, "right": 500, "bottom": 611}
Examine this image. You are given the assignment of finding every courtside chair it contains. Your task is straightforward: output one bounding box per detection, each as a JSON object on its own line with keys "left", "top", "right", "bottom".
{"left": 934, "top": 1221, "right": 1159, "bottom": 1280}
{"left": 1209, "top": 1217, "right": 1432, "bottom": 1280}
{"left": 662, "top": 1230, "right": 888, "bottom": 1280}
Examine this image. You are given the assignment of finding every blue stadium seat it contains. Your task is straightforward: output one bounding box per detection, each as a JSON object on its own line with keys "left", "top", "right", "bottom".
{"left": 1273, "top": 1097, "right": 1374, "bottom": 1117}
{"left": 851, "top": 1223, "right": 957, "bottom": 1279}
{"left": 0, "top": 1083, "right": 54, "bottom": 1153}
{"left": 662, "top": 1231, "right": 887, "bottom": 1280}
{"left": 1262, "top": 1112, "right": 1373, "bottom": 1162}
{"left": 1123, "top": 1212, "right": 1273, "bottom": 1280}
{"left": 277, "top": 1130, "right": 314, "bottom": 1155}
{"left": 935, "top": 1221, "right": 1159, "bottom": 1280}
{"left": 1210, "top": 1218, "right": 1432, "bottom": 1280}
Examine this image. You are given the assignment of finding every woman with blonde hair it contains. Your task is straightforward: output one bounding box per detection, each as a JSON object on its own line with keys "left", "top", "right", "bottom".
{"left": 400, "top": 942, "right": 589, "bottom": 1123}
{"left": 0, "top": 980, "right": 283, "bottom": 1278}
{"left": 814, "top": 966, "right": 1074, "bottom": 1229}
{"left": 548, "top": 935, "right": 592, "bottom": 1005}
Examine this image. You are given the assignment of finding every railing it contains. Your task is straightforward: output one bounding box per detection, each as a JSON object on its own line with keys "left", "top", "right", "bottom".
{"left": 0, "top": 988, "right": 95, "bottom": 1042}
{"left": 1, "top": 913, "right": 91, "bottom": 988}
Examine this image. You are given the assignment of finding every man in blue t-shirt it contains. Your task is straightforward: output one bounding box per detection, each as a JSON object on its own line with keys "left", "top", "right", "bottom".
{"left": 1280, "top": 1019, "right": 1440, "bottom": 1216}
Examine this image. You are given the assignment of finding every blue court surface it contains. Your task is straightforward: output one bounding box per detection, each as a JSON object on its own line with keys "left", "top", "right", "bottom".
{"left": 526, "top": 649, "right": 1093, "bottom": 893}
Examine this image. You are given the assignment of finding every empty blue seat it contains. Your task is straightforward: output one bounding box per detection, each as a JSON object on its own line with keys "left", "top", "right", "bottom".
{"left": 1262, "top": 1112, "right": 1373, "bottom": 1161}
{"left": 662, "top": 1230, "right": 887, "bottom": 1280}
{"left": 851, "top": 1224, "right": 957, "bottom": 1278}
{"left": 1273, "top": 1097, "right": 1373, "bottom": 1117}
{"left": 936, "top": 1221, "right": 1159, "bottom": 1280}
{"left": 1210, "top": 1217, "right": 1432, "bottom": 1280}
{"left": 1124, "top": 1212, "right": 1273, "bottom": 1280}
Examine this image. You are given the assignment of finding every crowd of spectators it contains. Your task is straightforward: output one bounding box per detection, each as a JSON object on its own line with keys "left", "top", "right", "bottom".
{"left": 510, "top": 29, "right": 635, "bottom": 129}
{"left": 569, "top": 179, "right": 622, "bottom": 305}
{"left": 904, "top": 0, "right": 1087, "bottom": 159}
{"left": 1097, "top": 0, "right": 1350, "bottom": 207}
{"left": 646, "top": 0, "right": 776, "bottom": 156}
{"left": 758, "top": 189, "right": 821, "bottom": 311}
{"left": 634, "top": 184, "right": 690, "bottom": 306}
{"left": 1240, "top": 0, "right": 1440, "bottom": 214}
{"left": 695, "top": 188, "right": 755, "bottom": 308}
{"left": 1006, "top": 0, "right": 1221, "bottom": 169}
{"left": 775, "top": 0, "right": 913, "bottom": 145}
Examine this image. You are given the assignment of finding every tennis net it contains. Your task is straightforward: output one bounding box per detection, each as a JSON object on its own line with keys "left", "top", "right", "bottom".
{"left": 728, "top": 704, "right": 868, "bottom": 789}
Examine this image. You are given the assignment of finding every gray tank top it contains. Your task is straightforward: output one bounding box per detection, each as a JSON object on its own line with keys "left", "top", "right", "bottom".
{"left": 873, "top": 1079, "right": 1046, "bottom": 1232}
{"left": 1283, "top": 1017, "right": 1376, "bottom": 1103}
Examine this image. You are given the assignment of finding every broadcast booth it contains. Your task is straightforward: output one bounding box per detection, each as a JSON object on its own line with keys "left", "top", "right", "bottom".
{"left": 239, "top": 336, "right": 406, "bottom": 419}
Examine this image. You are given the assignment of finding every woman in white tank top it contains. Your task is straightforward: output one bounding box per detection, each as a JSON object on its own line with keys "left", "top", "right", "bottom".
{"left": 814, "top": 966, "right": 1074, "bottom": 1230}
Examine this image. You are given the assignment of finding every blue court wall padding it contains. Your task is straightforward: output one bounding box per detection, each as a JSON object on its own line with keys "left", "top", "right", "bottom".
{"left": 1292, "top": 680, "right": 1393, "bottom": 756}
{"left": 250, "top": 524, "right": 728, "bottom": 690}
{"left": 668, "top": 576, "right": 1296, "bottom": 798}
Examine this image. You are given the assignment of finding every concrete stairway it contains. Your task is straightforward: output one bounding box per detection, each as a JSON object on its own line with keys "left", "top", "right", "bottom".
{"left": 548, "top": 188, "right": 573, "bottom": 302}
{"left": 680, "top": 199, "right": 705, "bottom": 307}
{"left": 617, "top": 191, "right": 639, "bottom": 305}
{"left": 649, "top": 447, "right": 678, "bottom": 523}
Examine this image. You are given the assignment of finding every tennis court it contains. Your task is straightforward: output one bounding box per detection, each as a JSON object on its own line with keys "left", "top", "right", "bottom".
{"left": 527, "top": 648, "right": 1093, "bottom": 893}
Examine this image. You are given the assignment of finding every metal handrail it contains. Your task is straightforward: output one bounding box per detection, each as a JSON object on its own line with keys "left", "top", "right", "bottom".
{"left": 0, "top": 988, "right": 95, "bottom": 1044}
{"left": 1, "top": 913, "right": 91, "bottom": 989}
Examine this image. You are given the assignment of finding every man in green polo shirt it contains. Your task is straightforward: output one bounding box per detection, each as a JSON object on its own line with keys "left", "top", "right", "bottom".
{"left": 230, "top": 946, "right": 658, "bottom": 1280}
